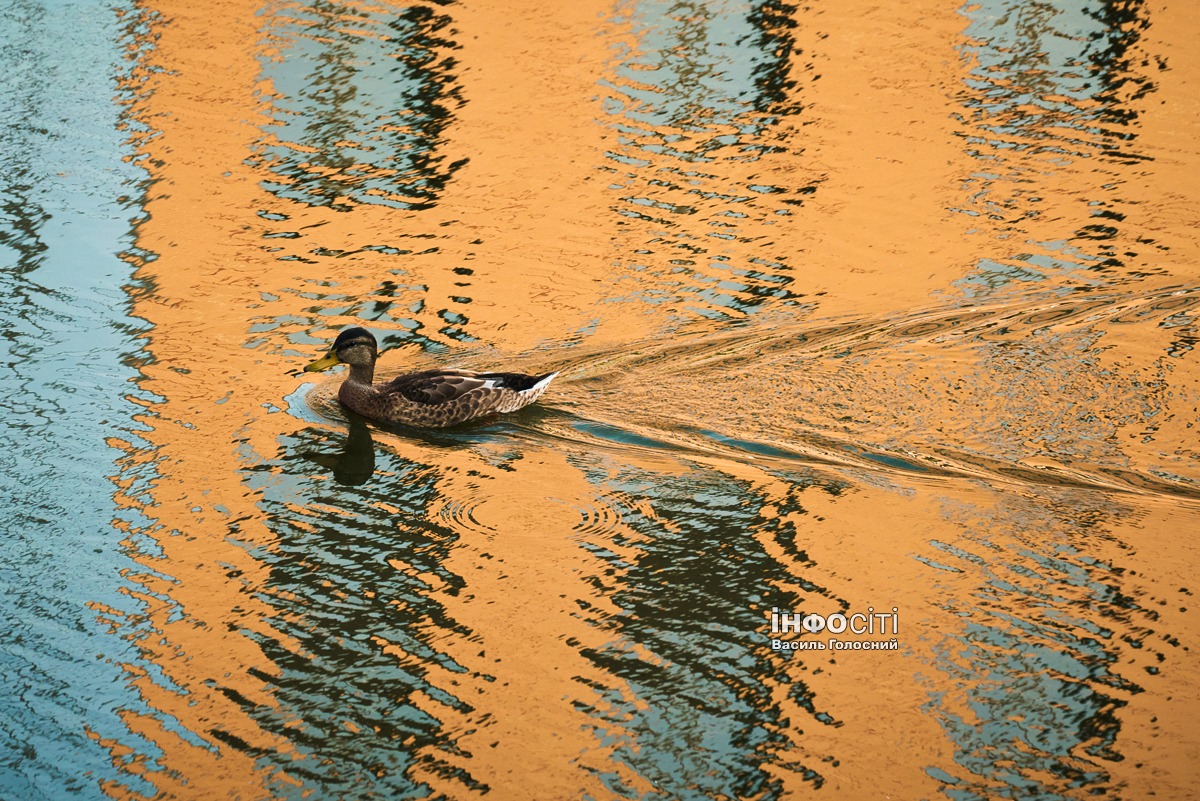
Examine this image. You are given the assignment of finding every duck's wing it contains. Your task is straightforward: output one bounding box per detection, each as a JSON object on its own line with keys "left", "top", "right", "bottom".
{"left": 381, "top": 369, "right": 501, "bottom": 406}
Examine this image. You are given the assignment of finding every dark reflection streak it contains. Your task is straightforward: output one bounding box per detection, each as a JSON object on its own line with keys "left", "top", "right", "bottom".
{"left": 251, "top": 1, "right": 470, "bottom": 359}
{"left": 1088, "top": 0, "right": 1156, "bottom": 133}
{"left": 574, "top": 460, "right": 846, "bottom": 797}
{"left": 954, "top": 0, "right": 1157, "bottom": 288}
{"left": 921, "top": 492, "right": 1153, "bottom": 799}
{"left": 0, "top": 17, "right": 54, "bottom": 319}
{"left": 0, "top": 177, "right": 50, "bottom": 280}
{"left": 0, "top": 175, "right": 62, "bottom": 377}
{"left": 602, "top": 0, "right": 813, "bottom": 323}
{"left": 746, "top": 0, "right": 803, "bottom": 117}
{"left": 254, "top": 0, "right": 464, "bottom": 211}
{"left": 1075, "top": 0, "right": 1153, "bottom": 275}
{"left": 238, "top": 429, "right": 479, "bottom": 798}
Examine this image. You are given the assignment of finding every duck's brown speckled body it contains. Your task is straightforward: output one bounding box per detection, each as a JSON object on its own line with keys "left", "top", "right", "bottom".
{"left": 305, "top": 327, "right": 557, "bottom": 427}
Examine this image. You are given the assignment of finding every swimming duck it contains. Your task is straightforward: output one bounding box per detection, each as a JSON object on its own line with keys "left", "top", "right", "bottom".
{"left": 305, "top": 327, "right": 557, "bottom": 427}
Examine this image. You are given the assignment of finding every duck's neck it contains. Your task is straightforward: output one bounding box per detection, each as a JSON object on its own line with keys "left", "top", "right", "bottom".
{"left": 346, "top": 362, "right": 376, "bottom": 387}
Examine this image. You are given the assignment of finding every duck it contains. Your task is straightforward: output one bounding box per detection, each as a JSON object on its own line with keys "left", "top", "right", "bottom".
{"left": 305, "top": 327, "right": 558, "bottom": 427}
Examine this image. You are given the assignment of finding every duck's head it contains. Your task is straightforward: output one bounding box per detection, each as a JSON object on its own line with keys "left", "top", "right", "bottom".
{"left": 305, "top": 327, "right": 378, "bottom": 372}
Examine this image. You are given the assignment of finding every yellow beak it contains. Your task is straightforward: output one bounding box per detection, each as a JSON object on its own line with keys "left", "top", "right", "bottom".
{"left": 305, "top": 351, "right": 341, "bottom": 372}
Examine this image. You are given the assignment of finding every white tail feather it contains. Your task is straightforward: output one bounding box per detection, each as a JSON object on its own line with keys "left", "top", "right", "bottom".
{"left": 513, "top": 372, "right": 558, "bottom": 407}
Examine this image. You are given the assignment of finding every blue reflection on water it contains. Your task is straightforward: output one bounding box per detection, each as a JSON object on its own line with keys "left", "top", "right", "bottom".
{"left": 606, "top": 0, "right": 798, "bottom": 147}
{"left": 954, "top": 0, "right": 1156, "bottom": 294}
{"left": 0, "top": 2, "right": 161, "bottom": 798}
{"left": 237, "top": 427, "right": 483, "bottom": 799}
{"left": 918, "top": 502, "right": 1143, "bottom": 801}
{"left": 254, "top": 2, "right": 463, "bottom": 211}
{"left": 570, "top": 459, "right": 845, "bottom": 798}
{"left": 600, "top": 0, "right": 811, "bottom": 321}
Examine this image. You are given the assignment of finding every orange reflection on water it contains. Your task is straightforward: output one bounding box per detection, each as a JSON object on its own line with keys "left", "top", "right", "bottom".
{"left": 100, "top": 0, "right": 312, "bottom": 795}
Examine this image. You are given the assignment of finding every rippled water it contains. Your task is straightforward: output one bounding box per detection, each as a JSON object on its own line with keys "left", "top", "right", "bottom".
{"left": 2, "top": 0, "right": 1198, "bottom": 799}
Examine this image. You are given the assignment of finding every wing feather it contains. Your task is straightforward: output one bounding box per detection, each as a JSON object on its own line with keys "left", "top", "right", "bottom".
{"left": 382, "top": 370, "right": 492, "bottom": 406}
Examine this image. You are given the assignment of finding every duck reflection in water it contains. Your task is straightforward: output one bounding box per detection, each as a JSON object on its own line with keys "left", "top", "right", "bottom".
{"left": 304, "top": 412, "right": 378, "bottom": 486}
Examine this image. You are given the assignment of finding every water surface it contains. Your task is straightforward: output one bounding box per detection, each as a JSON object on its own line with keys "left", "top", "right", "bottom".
{"left": 2, "top": 0, "right": 1198, "bottom": 799}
